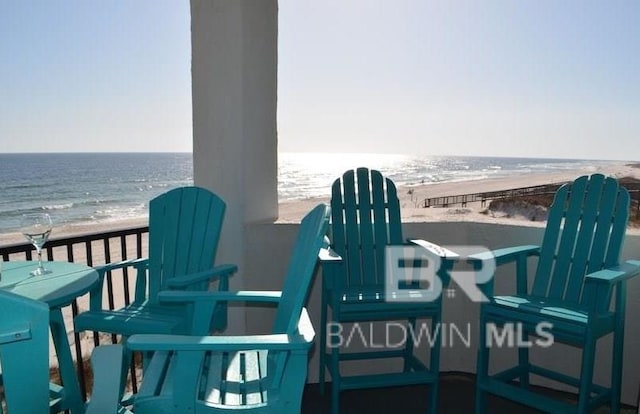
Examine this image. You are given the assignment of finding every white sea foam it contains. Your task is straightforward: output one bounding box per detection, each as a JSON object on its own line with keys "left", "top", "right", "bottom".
{"left": 42, "top": 203, "right": 74, "bottom": 210}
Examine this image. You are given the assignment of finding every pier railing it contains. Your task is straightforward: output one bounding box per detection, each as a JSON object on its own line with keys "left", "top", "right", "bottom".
{"left": 0, "top": 225, "right": 149, "bottom": 399}
{"left": 421, "top": 183, "right": 567, "bottom": 208}
{"left": 421, "top": 182, "right": 640, "bottom": 218}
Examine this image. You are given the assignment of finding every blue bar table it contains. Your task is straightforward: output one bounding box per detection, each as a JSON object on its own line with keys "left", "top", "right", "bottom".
{"left": 1, "top": 261, "right": 99, "bottom": 414}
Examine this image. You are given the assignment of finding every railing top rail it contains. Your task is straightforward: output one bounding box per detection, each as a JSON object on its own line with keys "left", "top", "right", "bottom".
{"left": 0, "top": 225, "right": 149, "bottom": 255}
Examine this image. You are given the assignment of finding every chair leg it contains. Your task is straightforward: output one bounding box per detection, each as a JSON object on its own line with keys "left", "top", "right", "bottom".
{"left": 577, "top": 333, "right": 597, "bottom": 413}
{"left": 329, "top": 319, "right": 342, "bottom": 414}
{"left": 403, "top": 317, "right": 417, "bottom": 372}
{"left": 475, "top": 312, "right": 489, "bottom": 414}
{"left": 429, "top": 380, "right": 440, "bottom": 414}
{"left": 429, "top": 314, "right": 442, "bottom": 414}
{"left": 120, "top": 340, "right": 134, "bottom": 400}
{"left": 50, "top": 309, "right": 85, "bottom": 414}
{"left": 611, "top": 320, "right": 625, "bottom": 413}
{"left": 319, "top": 292, "right": 328, "bottom": 395}
{"left": 518, "top": 331, "right": 530, "bottom": 388}
{"left": 331, "top": 380, "right": 341, "bottom": 414}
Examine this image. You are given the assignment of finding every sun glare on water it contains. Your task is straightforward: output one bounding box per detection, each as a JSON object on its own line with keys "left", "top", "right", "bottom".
{"left": 278, "top": 152, "right": 410, "bottom": 201}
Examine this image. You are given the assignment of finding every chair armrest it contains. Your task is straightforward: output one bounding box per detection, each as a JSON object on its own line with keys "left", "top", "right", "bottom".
{"left": 128, "top": 332, "right": 312, "bottom": 352}
{"left": 407, "top": 239, "right": 459, "bottom": 289}
{"left": 88, "top": 258, "right": 150, "bottom": 310}
{"left": 318, "top": 238, "right": 343, "bottom": 291}
{"left": 467, "top": 245, "right": 540, "bottom": 297}
{"left": 127, "top": 308, "right": 315, "bottom": 352}
{"left": 319, "top": 236, "right": 342, "bottom": 263}
{"left": 95, "top": 257, "right": 149, "bottom": 274}
{"left": 158, "top": 290, "right": 282, "bottom": 304}
{"left": 408, "top": 239, "right": 459, "bottom": 259}
{"left": 319, "top": 246, "right": 342, "bottom": 262}
{"left": 582, "top": 261, "right": 640, "bottom": 313}
{"left": 166, "top": 264, "right": 238, "bottom": 289}
{"left": 584, "top": 261, "right": 640, "bottom": 285}
{"left": 469, "top": 245, "right": 540, "bottom": 266}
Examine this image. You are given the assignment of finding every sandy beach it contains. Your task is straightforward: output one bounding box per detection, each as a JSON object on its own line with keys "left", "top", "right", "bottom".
{"left": 277, "top": 161, "right": 640, "bottom": 233}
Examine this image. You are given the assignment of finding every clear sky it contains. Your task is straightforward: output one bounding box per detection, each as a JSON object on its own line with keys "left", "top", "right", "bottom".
{"left": 1, "top": 1, "right": 638, "bottom": 160}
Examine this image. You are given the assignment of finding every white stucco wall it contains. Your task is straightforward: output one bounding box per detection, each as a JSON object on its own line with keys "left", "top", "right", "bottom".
{"left": 244, "top": 220, "right": 640, "bottom": 405}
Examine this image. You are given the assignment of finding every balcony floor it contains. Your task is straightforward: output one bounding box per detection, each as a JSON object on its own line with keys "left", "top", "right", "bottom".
{"left": 303, "top": 372, "right": 637, "bottom": 413}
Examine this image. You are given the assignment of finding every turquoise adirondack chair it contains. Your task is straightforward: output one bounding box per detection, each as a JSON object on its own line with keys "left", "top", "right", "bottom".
{"left": 74, "top": 186, "right": 237, "bottom": 339}
{"left": 475, "top": 174, "right": 640, "bottom": 413}
{"left": 319, "top": 168, "right": 452, "bottom": 413}
{"left": 0, "top": 290, "right": 123, "bottom": 414}
{"left": 74, "top": 186, "right": 237, "bottom": 405}
{"left": 114, "top": 204, "right": 330, "bottom": 413}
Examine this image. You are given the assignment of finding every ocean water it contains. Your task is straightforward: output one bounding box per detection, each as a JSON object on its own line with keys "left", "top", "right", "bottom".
{"left": 277, "top": 153, "right": 615, "bottom": 200}
{"left": 0, "top": 152, "right": 614, "bottom": 233}
{"left": 0, "top": 153, "right": 192, "bottom": 233}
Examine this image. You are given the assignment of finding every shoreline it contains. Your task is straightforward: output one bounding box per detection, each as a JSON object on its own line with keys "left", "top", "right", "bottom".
{"left": 2, "top": 162, "right": 639, "bottom": 245}
{"left": 277, "top": 162, "right": 640, "bottom": 233}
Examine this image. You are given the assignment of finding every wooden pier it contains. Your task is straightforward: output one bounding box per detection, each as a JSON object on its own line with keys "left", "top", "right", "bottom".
{"left": 421, "top": 183, "right": 566, "bottom": 208}
{"left": 421, "top": 181, "right": 640, "bottom": 218}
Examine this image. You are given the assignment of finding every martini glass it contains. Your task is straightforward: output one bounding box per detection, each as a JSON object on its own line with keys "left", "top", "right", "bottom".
{"left": 20, "top": 213, "right": 53, "bottom": 276}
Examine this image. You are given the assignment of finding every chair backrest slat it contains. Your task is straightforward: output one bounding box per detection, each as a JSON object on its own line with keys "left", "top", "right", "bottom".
{"left": 532, "top": 185, "right": 568, "bottom": 296}
{"left": 150, "top": 188, "right": 179, "bottom": 297}
{"left": 147, "top": 187, "right": 226, "bottom": 303}
{"left": 371, "top": 170, "right": 389, "bottom": 284}
{"left": 341, "top": 170, "right": 364, "bottom": 287}
{"left": 530, "top": 174, "right": 629, "bottom": 304}
{"left": 330, "top": 168, "right": 404, "bottom": 289}
{"left": 606, "top": 190, "right": 630, "bottom": 267}
{"left": 385, "top": 176, "right": 403, "bottom": 244}
{"left": 330, "top": 180, "right": 347, "bottom": 272}
{"left": 546, "top": 176, "right": 588, "bottom": 299}
{"left": 587, "top": 180, "right": 620, "bottom": 275}
{"left": 564, "top": 176, "right": 616, "bottom": 302}
{"left": 357, "top": 169, "right": 377, "bottom": 283}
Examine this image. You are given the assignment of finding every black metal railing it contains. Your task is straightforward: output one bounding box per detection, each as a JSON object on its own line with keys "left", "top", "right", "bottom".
{"left": 0, "top": 225, "right": 149, "bottom": 400}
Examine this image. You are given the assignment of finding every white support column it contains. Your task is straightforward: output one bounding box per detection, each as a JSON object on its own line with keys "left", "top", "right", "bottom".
{"left": 190, "top": 0, "right": 278, "bottom": 333}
